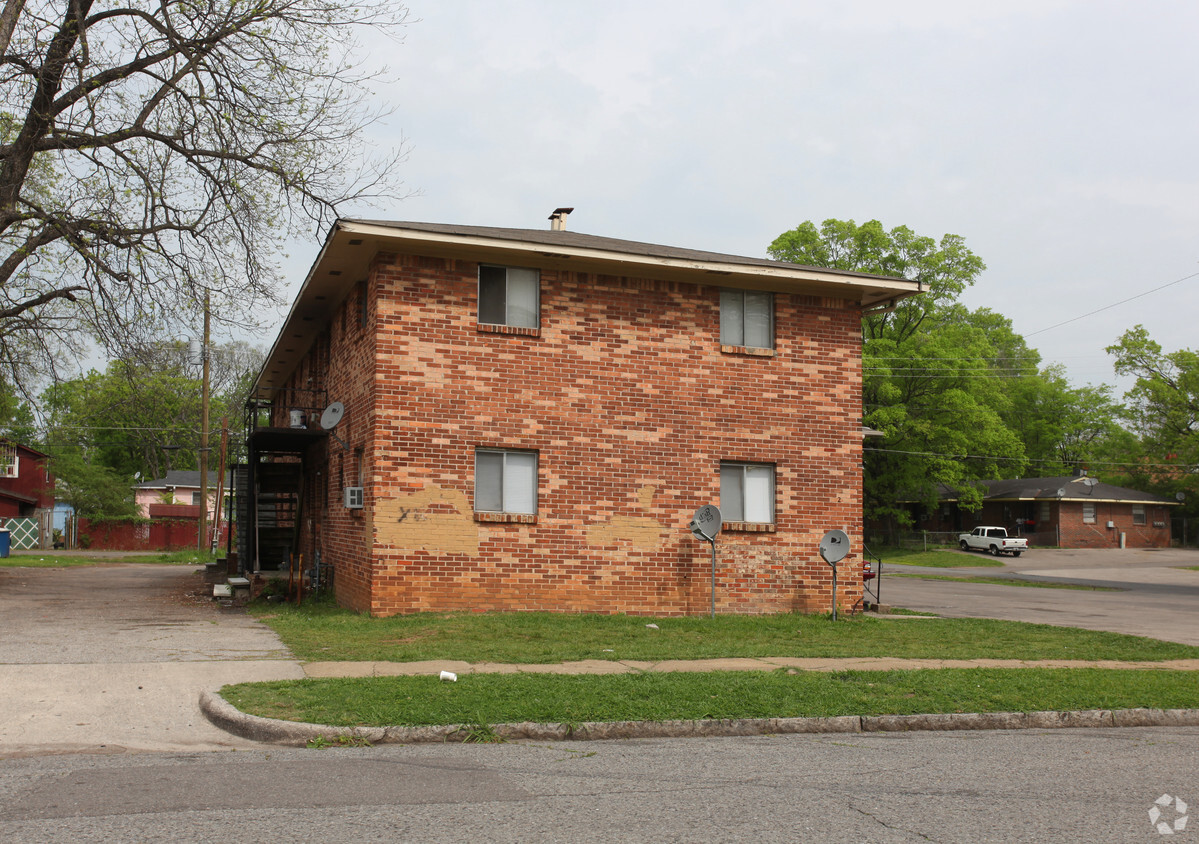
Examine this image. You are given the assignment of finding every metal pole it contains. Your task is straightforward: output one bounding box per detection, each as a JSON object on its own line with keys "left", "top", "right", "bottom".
{"left": 831, "top": 562, "right": 838, "bottom": 621}
{"left": 198, "top": 295, "right": 210, "bottom": 552}
{"left": 710, "top": 538, "right": 716, "bottom": 618}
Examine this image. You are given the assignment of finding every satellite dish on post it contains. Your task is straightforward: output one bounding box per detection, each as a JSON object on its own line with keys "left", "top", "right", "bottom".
{"left": 819, "top": 529, "right": 850, "bottom": 565}
{"left": 320, "top": 401, "right": 345, "bottom": 430}
{"left": 688, "top": 505, "right": 722, "bottom": 618}
{"left": 819, "top": 529, "right": 851, "bottom": 621}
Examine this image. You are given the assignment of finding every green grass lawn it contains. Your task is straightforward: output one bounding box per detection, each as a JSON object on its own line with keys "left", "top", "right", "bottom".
{"left": 873, "top": 547, "right": 1003, "bottom": 568}
{"left": 221, "top": 667, "right": 1199, "bottom": 728}
{"left": 0, "top": 550, "right": 219, "bottom": 568}
{"left": 888, "top": 573, "right": 1121, "bottom": 591}
{"left": 250, "top": 604, "right": 1199, "bottom": 663}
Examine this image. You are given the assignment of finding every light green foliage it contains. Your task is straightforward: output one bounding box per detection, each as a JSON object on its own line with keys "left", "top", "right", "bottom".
{"left": 770, "top": 220, "right": 1021, "bottom": 524}
{"left": 769, "top": 219, "right": 1129, "bottom": 530}
{"left": 42, "top": 339, "right": 263, "bottom": 488}
{"left": 1106, "top": 326, "right": 1198, "bottom": 519}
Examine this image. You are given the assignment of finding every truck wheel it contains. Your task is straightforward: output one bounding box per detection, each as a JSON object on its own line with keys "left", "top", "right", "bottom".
{"left": 960, "top": 541, "right": 969, "bottom": 551}
{"left": 988, "top": 545, "right": 999, "bottom": 556}
{"left": 1011, "top": 551, "right": 1022, "bottom": 558}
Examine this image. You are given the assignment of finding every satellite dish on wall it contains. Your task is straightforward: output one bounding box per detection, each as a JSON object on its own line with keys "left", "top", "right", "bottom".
{"left": 319, "top": 401, "right": 350, "bottom": 451}
{"left": 320, "top": 401, "right": 345, "bottom": 430}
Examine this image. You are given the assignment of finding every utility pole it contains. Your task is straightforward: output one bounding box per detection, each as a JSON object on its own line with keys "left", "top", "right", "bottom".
{"left": 198, "top": 295, "right": 210, "bottom": 552}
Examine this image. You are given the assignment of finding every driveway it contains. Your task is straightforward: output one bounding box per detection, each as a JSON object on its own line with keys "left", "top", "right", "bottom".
{"left": 0, "top": 564, "right": 304, "bottom": 757}
{"left": 879, "top": 547, "right": 1199, "bottom": 645}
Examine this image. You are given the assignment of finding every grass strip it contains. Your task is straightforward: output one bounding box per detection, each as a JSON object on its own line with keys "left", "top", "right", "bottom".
{"left": 888, "top": 573, "right": 1121, "bottom": 591}
{"left": 0, "top": 550, "right": 219, "bottom": 568}
{"left": 221, "top": 668, "right": 1199, "bottom": 728}
{"left": 870, "top": 547, "right": 1003, "bottom": 568}
{"left": 250, "top": 606, "right": 1199, "bottom": 663}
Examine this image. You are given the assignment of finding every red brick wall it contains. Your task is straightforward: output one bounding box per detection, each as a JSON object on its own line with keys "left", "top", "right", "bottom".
{"left": 283, "top": 250, "right": 866, "bottom": 616}
{"left": 1057, "top": 501, "right": 1171, "bottom": 548}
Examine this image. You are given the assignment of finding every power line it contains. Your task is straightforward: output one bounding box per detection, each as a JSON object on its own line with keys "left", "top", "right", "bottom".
{"left": 1025, "top": 270, "right": 1199, "bottom": 339}
{"left": 867, "top": 446, "right": 1195, "bottom": 471}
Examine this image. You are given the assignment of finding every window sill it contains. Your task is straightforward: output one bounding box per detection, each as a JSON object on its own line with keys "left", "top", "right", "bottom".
{"left": 721, "top": 345, "right": 774, "bottom": 357}
{"left": 478, "top": 323, "right": 540, "bottom": 338}
{"left": 722, "top": 521, "right": 776, "bottom": 533}
{"left": 474, "top": 512, "right": 537, "bottom": 524}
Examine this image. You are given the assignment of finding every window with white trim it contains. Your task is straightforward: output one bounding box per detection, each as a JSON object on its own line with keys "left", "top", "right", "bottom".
{"left": 720, "top": 289, "right": 773, "bottom": 349}
{"left": 475, "top": 449, "right": 538, "bottom": 515}
{"left": 0, "top": 443, "right": 16, "bottom": 478}
{"left": 720, "top": 462, "right": 775, "bottom": 523}
{"left": 1132, "top": 504, "right": 1146, "bottom": 525}
{"left": 1082, "top": 502, "right": 1096, "bottom": 524}
{"left": 479, "top": 265, "right": 539, "bottom": 328}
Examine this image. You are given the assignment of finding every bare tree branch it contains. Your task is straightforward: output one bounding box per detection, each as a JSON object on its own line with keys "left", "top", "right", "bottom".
{"left": 0, "top": 0, "right": 411, "bottom": 382}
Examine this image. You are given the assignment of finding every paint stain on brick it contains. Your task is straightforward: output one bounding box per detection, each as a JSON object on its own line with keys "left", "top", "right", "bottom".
{"left": 375, "top": 485, "right": 479, "bottom": 556}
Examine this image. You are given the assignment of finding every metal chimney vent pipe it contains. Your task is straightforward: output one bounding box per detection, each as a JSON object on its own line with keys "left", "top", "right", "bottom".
{"left": 548, "top": 207, "right": 574, "bottom": 231}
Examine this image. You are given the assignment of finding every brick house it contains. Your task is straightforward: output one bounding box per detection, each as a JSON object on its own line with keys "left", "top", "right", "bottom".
{"left": 907, "top": 475, "right": 1178, "bottom": 549}
{"left": 241, "top": 212, "right": 921, "bottom": 616}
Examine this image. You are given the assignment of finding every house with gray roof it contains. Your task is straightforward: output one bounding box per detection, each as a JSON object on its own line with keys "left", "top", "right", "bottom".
{"left": 910, "top": 474, "right": 1178, "bottom": 549}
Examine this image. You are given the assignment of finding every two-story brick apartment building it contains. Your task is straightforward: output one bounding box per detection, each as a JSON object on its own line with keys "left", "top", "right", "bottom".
{"left": 242, "top": 212, "right": 921, "bottom": 616}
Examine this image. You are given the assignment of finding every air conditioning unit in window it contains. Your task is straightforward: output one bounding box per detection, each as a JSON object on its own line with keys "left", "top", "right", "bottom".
{"left": 344, "top": 487, "right": 364, "bottom": 509}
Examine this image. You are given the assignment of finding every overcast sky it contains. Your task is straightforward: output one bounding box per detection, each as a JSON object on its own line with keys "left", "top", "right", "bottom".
{"left": 281, "top": 0, "right": 1199, "bottom": 393}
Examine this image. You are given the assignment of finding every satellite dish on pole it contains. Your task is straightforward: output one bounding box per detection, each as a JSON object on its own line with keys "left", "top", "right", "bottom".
{"left": 819, "top": 529, "right": 850, "bottom": 565}
{"left": 688, "top": 505, "right": 722, "bottom": 618}
{"left": 320, "top": 401, "right": 345, "bottom": 430}
{"left": 819, "top": 529, "right": 851, "bottom": 621}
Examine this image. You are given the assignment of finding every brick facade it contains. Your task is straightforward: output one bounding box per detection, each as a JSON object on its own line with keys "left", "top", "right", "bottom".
{"left": 260, "top": 221, "right": 918, "bottom": 617}
{"left": 908, "top": 495, "right": 1173, "bottom": 549}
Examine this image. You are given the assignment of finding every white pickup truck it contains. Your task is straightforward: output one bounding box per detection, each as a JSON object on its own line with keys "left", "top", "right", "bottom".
{"left": 958, "top": 526, "right": 1028, "bottom": 557}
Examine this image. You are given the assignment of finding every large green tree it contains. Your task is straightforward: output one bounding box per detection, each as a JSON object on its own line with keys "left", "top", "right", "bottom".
{"left": 0, "top": 0, "right": 409, "bottom": 385}
{"left": 1106, "top": 327, "right": 1198, "bottom": 513}
{"left": 43, "top": 340, "right": 263, "bottom": 495}
{"left": 770, "top": 220, "right": 1021, "bottom": 527}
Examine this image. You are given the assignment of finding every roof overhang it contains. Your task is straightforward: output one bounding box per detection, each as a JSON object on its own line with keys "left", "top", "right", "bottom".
{"left": 255, "top": 219, "right": 924, "bottom": 396}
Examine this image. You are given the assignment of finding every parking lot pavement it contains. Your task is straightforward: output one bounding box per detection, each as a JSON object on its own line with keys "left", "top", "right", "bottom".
{"left": 0, "top": 564, "right": 305, "bottom": 756}
{"left": 879, "top": 547, "right": 1199, "bottom": 645}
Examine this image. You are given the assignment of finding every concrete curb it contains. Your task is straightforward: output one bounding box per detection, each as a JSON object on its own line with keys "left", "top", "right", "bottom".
{"left": 198, "top": 690, "right": 1199, "bottom": 747}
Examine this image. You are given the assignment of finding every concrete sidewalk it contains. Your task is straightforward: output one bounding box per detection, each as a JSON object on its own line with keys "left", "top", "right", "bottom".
{"left": 299, "top": 655, "right": 1199, "bottom": 678}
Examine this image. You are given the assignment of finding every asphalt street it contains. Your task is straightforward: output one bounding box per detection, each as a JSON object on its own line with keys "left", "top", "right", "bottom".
{"left": 878, "top": 547, "right": 1199, "bottom": 645}
{"left": 0, "top": 727, "right": 1194, "bottom": 842}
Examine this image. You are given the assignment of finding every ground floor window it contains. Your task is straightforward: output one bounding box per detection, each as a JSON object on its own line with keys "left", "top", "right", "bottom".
{"left": 1082, "top": 502, "right": 1096, "bottom": 524}
{"left": 474, "top": 449, "right": 537, "bottom": 515}
{"left": 1133, "top": 504, "right": 1146, "bottom": 525}
{"left": 719, "top": 462, "right": 775, "bottom": 523}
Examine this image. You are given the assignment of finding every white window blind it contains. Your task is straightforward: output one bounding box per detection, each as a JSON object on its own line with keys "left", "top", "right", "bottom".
{"left": 479, "top": 266, "right": 539, "bottom": 328}
{"left": 720, "top": 462, "right": 775, "bottom": 523}
{"left": 720, "top": 289, "right": 773, "bottom": 349}
{"left": 475, "top": 449, "right": 537, "bottom": 514}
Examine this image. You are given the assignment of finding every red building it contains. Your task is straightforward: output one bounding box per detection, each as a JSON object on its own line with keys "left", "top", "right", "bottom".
{"left": 240, "top": 214, "right": 921, "bottom": 616}
{"left": 0, "top": 440, "right": 55, "bottom": 548}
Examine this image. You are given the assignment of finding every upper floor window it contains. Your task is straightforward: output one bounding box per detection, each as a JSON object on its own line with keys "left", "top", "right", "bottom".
{"left": 479, "top": 265, "right": 539, "bottom": 328}
{"left": 0, "top": 443, "right": 17, "bottom": 478}
{"left": 720, "top": 461, "right": 775, "bottom": 524}
{"left": 475, "top": 448, "right": 538, "bottom": 515}
{"left": 720, "top": 289, "right": 773, "bottom": 350}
